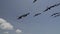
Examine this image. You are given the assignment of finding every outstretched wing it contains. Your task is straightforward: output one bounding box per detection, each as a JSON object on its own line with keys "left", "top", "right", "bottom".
{"left": 17, "top": 13, "right": 30, "bottom": 19}
{"left": 22, "top": 13, "right": 30, "bottom": 17}
{"left": 18, "top": 16, "right": 22, "bottom": 19}
{"left": 34, "top": 13, "right": 41, "bottom": 17}
{"left": 43, "top": 3, "right": 60, "bottom": 12}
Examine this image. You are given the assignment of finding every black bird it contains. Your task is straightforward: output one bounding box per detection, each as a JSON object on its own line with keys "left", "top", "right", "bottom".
{"left": 33, "top": 0, "right": 37, "bottom": 3}
{"left": 34, "top": 13, "right": 41, "bottom": 17}
{"left": 18, "top": 13, "right": 30, "bottom": 19}
{"left": 51, "top": 13, "right": 59, "bottom": 16}
{"left": 43, "top": 5, "right": 56, "bottom": 12}
{"left": 50, "top": 12, "right": 60, "bottom": 18}
{"left": 43, "top": 3, "right": 60, "bottom": 12}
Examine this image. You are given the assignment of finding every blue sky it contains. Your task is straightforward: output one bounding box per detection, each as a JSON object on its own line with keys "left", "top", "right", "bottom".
{"left": 0, "top": 0, "right": 60, "bottom": 34}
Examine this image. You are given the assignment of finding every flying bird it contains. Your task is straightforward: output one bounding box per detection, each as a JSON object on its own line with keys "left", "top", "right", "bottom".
{"left": 18, "top": 13, "right": 30, "bottom": 19}
{"left": 34, "top": 13, "right": 41, "bottom": 17}
{"left": 51, "top": 13, "right": 59, "bottom": 16}
{"left": 43, "top": 5, "right": 56, "bottom": 12}
{"left": 43, "top": 3, "right": 60, "bottom": 12}
{"left": 50, "top": 12, "right": 60, "bottom": 18}
{"left": 33, "top": 0, "right": 37, "bottom": 3}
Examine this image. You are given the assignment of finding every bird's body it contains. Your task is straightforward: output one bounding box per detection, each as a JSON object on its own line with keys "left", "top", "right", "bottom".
{"left": 18, "top": 13, "right": 30, "bottom": 19}
{"left": 43, "top": 7, "right": 50, "bottom": 12}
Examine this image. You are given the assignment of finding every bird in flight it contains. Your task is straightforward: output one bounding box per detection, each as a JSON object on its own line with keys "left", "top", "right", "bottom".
{"left": 51, "top": 13, "right": 59, "bottom": 16}
{"left": 17, "top": 13, "right": 30, "bottom": 19}
{"left": 34, "top": 13, "right": 41, "bottom": 17}
{"left": 50, "top": 12, "right": 60, "bottom": 17}
{"left": 43, "top": 5, "right": 56, "bottom": 12}
{"left": 33, "top": 0, "right": 37, "bottom": 3}
{"left": 43, "top": 3, "right": 60, "bottom": 12}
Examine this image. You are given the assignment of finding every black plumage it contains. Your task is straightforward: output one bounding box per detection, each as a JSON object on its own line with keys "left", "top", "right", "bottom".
{"left": 34, "top": 13, "right": 41, "bottom": 17}
{"left": 50, "top": 12, "right": 60, "bottom": 17}
{"left": 43, "top": 3, "right": 60, "bottom": 12}
{"left": 43, "top": 5, "right": 56, "bottom": 12}
{"left": 51, "top": 13, "right": 59, "bottom": 16}
{"left": 43, "top": 7, "right": 51, "bottom": 12}
{"left": 18, "top": 13, "right": 30, "bottom": 19}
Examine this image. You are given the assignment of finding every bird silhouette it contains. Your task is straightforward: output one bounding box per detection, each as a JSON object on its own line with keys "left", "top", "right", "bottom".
{"left": 18, "top": 13, "right": 30, "bottom": 19}
{"left": 43, "top": 5, "right": 56, "bottom": 12}
{"left": 33, "top": 0, "right": 37, "bottom": 3}
{"left": 43, "top": 3, "right": 60, "bottom": 12}
{"left": 50, "top": 12, "right": 60, "bottom": 18}
{"left": 51, "top": 13, "right": 59, "bottom": 16}
{"left": 34, "top": 13, "right": 41, "bottom": 17}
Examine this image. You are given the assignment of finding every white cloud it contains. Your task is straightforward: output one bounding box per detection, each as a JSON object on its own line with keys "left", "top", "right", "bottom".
{"left": 0, "top": 18, "right": 22, "bottom": 34}
{"left": 0, "top": 18, "right": 14, "bottom": 30}
{"left": 4, "top": 32, "right": 9, "bottom": 34}
{"left": 16, "top": 29, "right": 22, "bottom": 34}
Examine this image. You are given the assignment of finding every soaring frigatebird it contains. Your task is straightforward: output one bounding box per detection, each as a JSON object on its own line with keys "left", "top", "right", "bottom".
{"left": 33, "top": 0, "right": 37, "bottom": 3}
{"left": 18, "top": 13, "right": 30, "bottom": 19}
{"left": 43, "top": 3, "right": 60, "bottom": 12}
{"left": 34, "top": 13, "right": 41, "bottom": 17}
